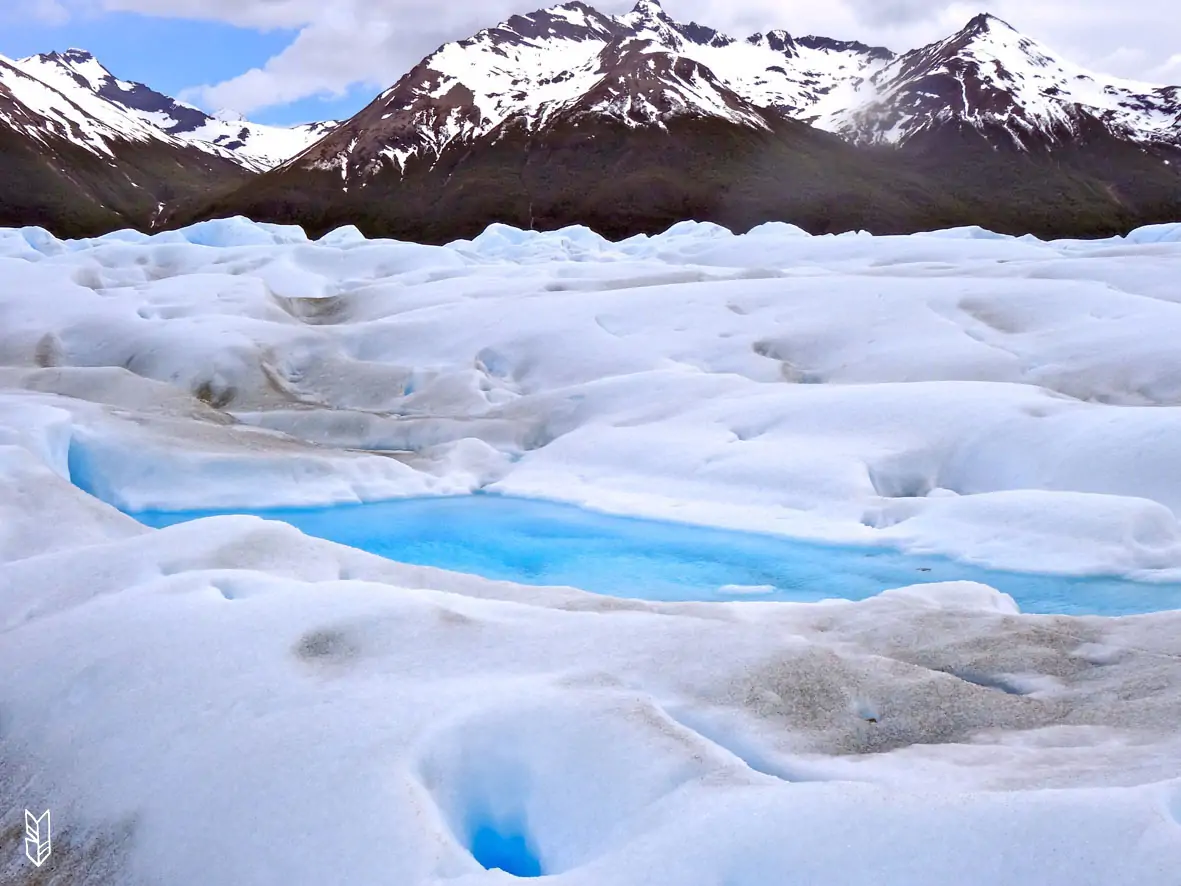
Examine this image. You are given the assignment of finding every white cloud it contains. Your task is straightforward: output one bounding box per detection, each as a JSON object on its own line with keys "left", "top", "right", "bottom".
{"left": 5, "top": 0, "right": 72, "bottom": 25}
{"left": 1149, "top": 53, "right": 1181, "bottom": 80}
{"left": 91, "top": 0, "right": 1181, "bottom": 115}
{"left": 122, "top": 0, "right": 538, "bottom": 114}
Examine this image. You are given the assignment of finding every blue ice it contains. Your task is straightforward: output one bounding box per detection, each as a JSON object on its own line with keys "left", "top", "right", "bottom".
{"left": 468, "top": 822, "right": 544, "bottom": 877}
{"left": 125, "top": 494, "right": 1181, "bottom": 616}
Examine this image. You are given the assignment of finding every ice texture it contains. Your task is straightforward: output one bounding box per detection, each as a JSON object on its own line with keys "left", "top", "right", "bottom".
{"left": 4, "top": 217, "right": 1181, "bottom": 572}
{"left": 4, "top": 218, "right": 1181, "bottom": 883}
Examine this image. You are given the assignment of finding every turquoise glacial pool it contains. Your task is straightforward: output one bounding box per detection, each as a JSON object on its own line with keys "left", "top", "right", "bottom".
{"left": 126, "top": 494, "right": 1181, "bottom": 616}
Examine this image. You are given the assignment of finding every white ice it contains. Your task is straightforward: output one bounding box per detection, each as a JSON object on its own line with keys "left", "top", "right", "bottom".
{"left": 5, "top": 217, "right": 1181, "bottom": 574}
{"left": 4, "top": 217, "right": 1181, "bottom": 883}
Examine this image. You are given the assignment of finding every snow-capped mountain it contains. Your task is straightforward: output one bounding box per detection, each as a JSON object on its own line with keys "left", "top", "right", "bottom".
{"left": 294, "top": 0, "right": 895, "bottom": 178}
{"left": 0, "top": 51, "right": 258, "bottom": 235}
{"left": 832, "top": 14, "right": 1181, "bottom": 148}
{"left": 193, "top": 0, "right": 1181, "bottom": 247}
{"left": 1, "top": 51, "right": 196, "bottom": 160}
{"left": 288, "top": 0, "right": 1181, "bottom": 183}
{"left": 14, "top": 49, "right": 335, "bottom": 171}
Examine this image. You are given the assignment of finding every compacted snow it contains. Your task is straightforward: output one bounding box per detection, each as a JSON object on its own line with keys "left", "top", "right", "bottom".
{"left": 4, "top": 218, "right": 1181, "bottom": 883}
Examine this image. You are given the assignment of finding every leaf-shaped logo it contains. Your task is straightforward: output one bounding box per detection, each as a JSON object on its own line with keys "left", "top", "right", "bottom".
{"left": 24, "top": 809, "right": 51, "bottom": 868}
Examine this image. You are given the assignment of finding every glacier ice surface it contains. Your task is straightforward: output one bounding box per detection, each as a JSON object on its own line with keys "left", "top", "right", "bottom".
{"left": 4, "top": 217, "right": 1181, "bottom": 884}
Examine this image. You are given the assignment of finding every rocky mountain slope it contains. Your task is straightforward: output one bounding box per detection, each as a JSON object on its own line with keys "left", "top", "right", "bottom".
{"left": 292, "top": 0, "right": 899, "bottom": 180}
{"left": 0, "top": 48, "right": 334, "bottom": 235}
{"left": 0, "top": 54, "right": 255, "bottom": 235}
{"left": 279, "top": 1, "right": 1180, "bottom": 183}
{"left": 833, "top": 13, "right": 1181, "bottom": 148}
{"left": 15, "top": 49, "right": 335, "bottom": 171}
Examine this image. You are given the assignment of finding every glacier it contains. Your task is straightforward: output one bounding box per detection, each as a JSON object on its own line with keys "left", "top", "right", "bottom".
{"left": 4, "top": 217, "right": 1181, "bottom": 883}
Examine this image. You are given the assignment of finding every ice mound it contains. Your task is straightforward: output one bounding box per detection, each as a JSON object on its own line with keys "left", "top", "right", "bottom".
{"left": 316, "top": 224, "right": 369, "bottom": 246}
{"left": 873, "top": 579, "right": 1021, "bottom": 613}
{"left": 149, "top": 216, "right": 311, "bottom": 248}
{"left": 914, "top": 225, "right": 1016, "bottom": 240}
{"left": 454, "top": 222, "right": 617, "bottom": 262}
{"left": 1122, "top": 223, "right": 1181, "bottom": 244}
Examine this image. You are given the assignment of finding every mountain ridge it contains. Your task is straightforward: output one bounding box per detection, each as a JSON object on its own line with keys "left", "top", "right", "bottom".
{"left": 12, "top": 48, "right": 335, "bottom": 171}
{"left": 278, "top": 0, "right": 1181, "bottom": 185}
{"left": 835, "top": 12, "right": 1181, "bottom": 148}
{"left": 285, "top": 0, "right": 905, "bottom": 181}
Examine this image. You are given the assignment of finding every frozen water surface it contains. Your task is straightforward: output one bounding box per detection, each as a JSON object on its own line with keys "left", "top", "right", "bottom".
{"left": 130, "top": 495, "right": 1181, "bottom": 616}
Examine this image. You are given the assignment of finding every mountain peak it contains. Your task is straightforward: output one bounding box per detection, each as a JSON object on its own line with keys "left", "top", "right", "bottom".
{"left": 29, "top": 48, "right": 113, "bottom": 80}
{"left": 747, "top": 29, "right": 798, "bottom": 55}
{"left": 549, "top": 0, "right": 597, "bottom": 14}
{"left": 627, "top": 0, "right": 669, "bottom": 21}
{"left": 614, "top": 0, "right": 682, "bottom": 47}
{"left": 960, "top": 12, "right": 1018, "bottom": 37}
{"left": 19, "top": 48, "right": 117, "bottom": 92}
{"left": 835, "top": 5, "right": 1181, "bottom": 150}
{"left": 34, "top": 48, "right": 94, "bottom": 64}
{"left": 37, "top": 48, "right": 102, "bottom": 67}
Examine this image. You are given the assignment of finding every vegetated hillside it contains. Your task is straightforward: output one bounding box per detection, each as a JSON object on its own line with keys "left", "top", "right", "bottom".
{"left": 0, "top": 46, "right": 322, "bottom": 237}
{"left": 898, "top": 118, "right": 1181, "bottom": 237}
{"left": 176, "top": 112, "right": 1181, "bottom": 243}
{"left": 174, "top": 119, "right": 918, "bottom": 241}
{"left": 0, "top": 122, "right": 253, "bottom": 236}
{"left": 0, "top": 123, "right": 124, "bottom": 235}
{"left": 0, "top": 52, "right": 255, "bottom": 236}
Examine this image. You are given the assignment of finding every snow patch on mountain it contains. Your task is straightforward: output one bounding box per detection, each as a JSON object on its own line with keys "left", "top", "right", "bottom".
{"left": 298, "top": 0, "right": 892, "bottom": 178}
{"left": 295, "top": 0, "right": 1181, "bottom": 181}
{"left": 830, "top": 14, "right": 1181, "bottom": 147}
{"left": 10, "top": 49, "right": 335, "bottom": 170}
{"left": 179, "top": 117, "right": 338, "bottom": 171}
{"left": 1, "top": 52, "right": 177, "bottom": 158}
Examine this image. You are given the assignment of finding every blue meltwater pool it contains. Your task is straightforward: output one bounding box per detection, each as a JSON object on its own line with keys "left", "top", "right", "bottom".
{"left": 126, "top": 494, "right": 1181, "bottom": 616}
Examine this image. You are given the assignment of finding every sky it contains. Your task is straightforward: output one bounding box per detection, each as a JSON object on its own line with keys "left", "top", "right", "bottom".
{"left": 2, "top": 0, "right": 1180, "bottom": 126}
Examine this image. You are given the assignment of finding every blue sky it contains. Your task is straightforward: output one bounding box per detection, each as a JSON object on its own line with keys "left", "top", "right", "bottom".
{"left": 0, "top": 12, "right": 374, "bottom": 124}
